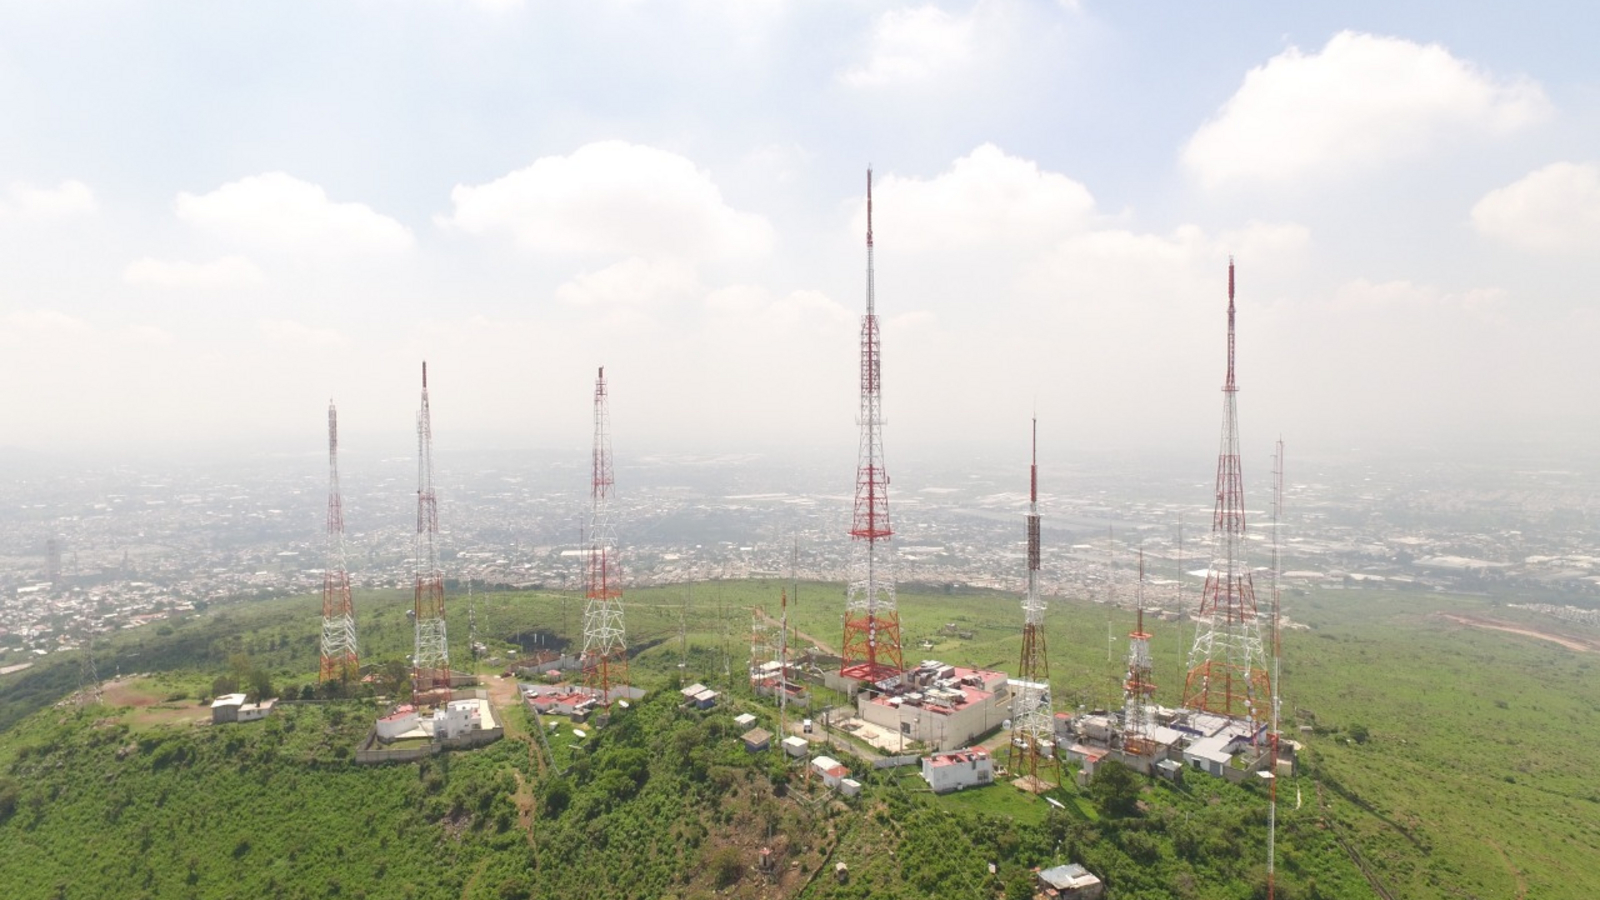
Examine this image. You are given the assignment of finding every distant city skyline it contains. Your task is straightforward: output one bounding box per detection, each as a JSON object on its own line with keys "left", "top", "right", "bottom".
{"left": 0, "top": 2, "right": 1596, "bottom": 460}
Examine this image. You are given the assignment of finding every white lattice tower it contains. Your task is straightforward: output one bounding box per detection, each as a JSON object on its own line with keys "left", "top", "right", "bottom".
{"left": 320, "top": 401, "right": 359, "bottom": 684}
{"left": 412, "top": 363, "right": 450, "bottom": 705}
{"left": 582, "top": 366, "right": 629, "bottom": 705}
{"left": 1123, "top": 551, "right": 1157, "bottom": 753}
{"left": 1184, "top": 260, "right": 1270, "bottom": 725}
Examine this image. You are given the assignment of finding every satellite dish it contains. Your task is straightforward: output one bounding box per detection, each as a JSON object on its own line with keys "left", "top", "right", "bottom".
{"left": 618, "top": 699, "right": 630, "bottom": 708}
{"left": 573, "top": 728, "right": 587, "bottom": 739}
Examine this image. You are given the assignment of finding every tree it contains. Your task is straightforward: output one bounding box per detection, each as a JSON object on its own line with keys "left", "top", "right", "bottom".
{"left": 1090, "top": 760, "right": 1141, "bottom": 817}
{"left": 1346, "top": 723, "right": 1370, "bottom": 744}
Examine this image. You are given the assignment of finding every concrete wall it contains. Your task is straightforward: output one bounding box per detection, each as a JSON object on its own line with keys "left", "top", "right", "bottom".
{"left": 354, "top": 726, "right": 505, "bottom": 765}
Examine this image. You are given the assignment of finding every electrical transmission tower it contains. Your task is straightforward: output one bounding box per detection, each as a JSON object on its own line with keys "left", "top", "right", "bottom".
{"left": 1183, "top": 260, "right": 1270, "bottom": 726}
{"left": 1123, "top": 551, "right": 1156, "bottom": 756}
{"left": 77, "top": 633, "right": 103, "bottom": 706}
{"left": 1008, "top": 419, "right": 1057, "bottom": 788}
{"left": 840, "top": 168, "right": 904, "bottom": 686}
{"left": 320, "top": 401, "right": 359, "bottom": 685}
{"left": 412, "top": 363, "right": 450, "bottom": 706}
{"left": 581, "top": 366, "right": 629, "bottom": 707}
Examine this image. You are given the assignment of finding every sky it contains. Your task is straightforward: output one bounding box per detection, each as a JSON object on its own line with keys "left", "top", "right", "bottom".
{"left": 1, "top": 1, "right": 1597, "bottom": 471}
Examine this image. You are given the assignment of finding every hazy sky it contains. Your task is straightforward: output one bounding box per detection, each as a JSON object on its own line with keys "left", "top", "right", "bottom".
{"left": 1, "top": 1, "right": 1596, "bottom": 467}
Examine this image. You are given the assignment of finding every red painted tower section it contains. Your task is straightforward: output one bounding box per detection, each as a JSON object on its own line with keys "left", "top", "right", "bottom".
{"left": 581, "top": 366, "right": 630, "bottom": 706}
{"left": 841, "top": 169, "right": 904, "bottom": 685}
{"left": 320, "top": 401, "right": 359, "bottom": 683}
{"left": 1183, "top": 260, "right": 1270, "bottom": 723}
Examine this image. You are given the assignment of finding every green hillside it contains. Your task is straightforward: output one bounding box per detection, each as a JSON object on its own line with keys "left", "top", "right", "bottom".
{"left": 0, "top": 580, "right": 1595, "bottom": 899}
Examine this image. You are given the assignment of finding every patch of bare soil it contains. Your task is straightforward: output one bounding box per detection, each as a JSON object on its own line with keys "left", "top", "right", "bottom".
{"left": 1437, "top": 614, "right": 1598, "bottom": 653}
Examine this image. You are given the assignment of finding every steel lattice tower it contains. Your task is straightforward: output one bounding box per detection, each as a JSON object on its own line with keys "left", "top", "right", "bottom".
{"left": 841, "top": 169, "right": 904, "bottom": 685}
{"left": 1008, "top": 419, "right": 1057, "bottom": 787}
{"left": 320, "top": 401, "right": 359, "bottom": 684}
{"left": 77, "top": 633, "right": 103, "bottom": 706}
{"left": 581, "top": 366, "right": 629, "bottom": 706}
{"left": 1184, "top": 260, "right": 1270, "bottom": 725}
{"left": 1123, "top": 551, "right": 1157, "bottom": 755}
{"left": 412, "top": 363, "right": 450, "bottom": 706}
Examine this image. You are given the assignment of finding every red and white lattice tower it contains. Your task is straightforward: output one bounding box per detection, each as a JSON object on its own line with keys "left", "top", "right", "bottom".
{"left": 840, "top": 169, "right": 904, "bottom": 686}
{"left": 320, "top": 401, "right": 359, "bottom": 684}
{"left": 412, "top": 363, "right": 450, "bottom": 706}
{"left": 1008, "top": 419, "right": 1057, "bottom": 787}
{"left": 1123, "top": 551, "right": 1157, "bottom": 755}
{"left": 1184, "top": 260, "right": 1270, "bottom": 725}
{"left": 582, "top": 366, "right": 629, "bottom": 706}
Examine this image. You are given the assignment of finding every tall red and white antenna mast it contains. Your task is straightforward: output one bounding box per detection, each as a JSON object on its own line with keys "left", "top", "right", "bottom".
{"left": 412, "top": 363, "right": 450, "bottom": 706}
{"left": 1184, "top": 260, "right": 1270, "bottom": 725}
{"left": 1268, "top": 437, "right": 1285, "bottom": 899}
{"left": 582, "top": 366, "right": 629, "bottom": 706}
{"left": 841, "top": 169, "right": 904, "bottom": 685}
{"left": 320, "top": 401, "right": 359, "bottom": 684}
{"left": 1008, "top": 418, "right": 1057, "bottom": 787}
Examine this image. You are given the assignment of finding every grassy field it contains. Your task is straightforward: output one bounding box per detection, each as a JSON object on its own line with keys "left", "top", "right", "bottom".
{"left": 4, "top": 572, "right": 1597, "bottom": 898}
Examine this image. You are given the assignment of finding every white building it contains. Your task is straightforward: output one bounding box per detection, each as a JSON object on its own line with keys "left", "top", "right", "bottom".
{"left": 211, "top": 693, "right": 276, "bottom": 725}
{"left": 812, "top": 755, "right": 848, "bottom": 789}
{"left": 920, "top": 748, "right": 993, "bottom": 794}
{"left": 432, "top": 699, "right": 484, "bottom": 740}
{"left": 857, "top": 661, "right": 1012, "bottom": 751}
{"left": 376, "top": 705, "right": 421, "bottom": 741}
{"left": 781, "top": 735, "right": 809, "bottom": 758}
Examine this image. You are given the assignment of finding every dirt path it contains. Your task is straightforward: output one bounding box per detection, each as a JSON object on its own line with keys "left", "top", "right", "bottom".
{"left": 1487, "top": 838, "right": 1529, "bottom": 900}
{"left": 755, "top": 609, "right": 836, "bottom": 657}
{"left": 1437, "top": 614, "right": 1597, "bottom": 652}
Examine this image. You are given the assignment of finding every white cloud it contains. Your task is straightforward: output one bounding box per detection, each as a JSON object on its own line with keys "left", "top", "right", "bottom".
{"left": 257, "top": 318, "right": 350, "bottom": 349}
{"left": 175, "top": 172, "right": 414, "bottom": 254}
{"left": 117, "top": 325, "right": 176, "bottom": 346}
{"left": 856, "top": 144, "right": 1097, "bottom": 252}
{"left": 555, "top": 256, "right": 699, "bottom": 307}
{"left": 123, "top": 255, "right": 265, "bottom": 289}
{"left": 1471, "top": 161, "right": 1600, "bottom": 254}
{"left": 842, "top": 5, "right": 973, "bottom": 87}
{"left": 0, "top": 180, "right": 96, "bottom": 219}
{"left": 1183, "top": 31, "right": 1550, "bottom": 189}
{"left": 439, "top": 141, "right": 772, "bottom": 261}
{"left": 0, "top": 310, "right": 86, "bottom": 346}
{"left": 706, "top": 285, "right": 852, "bottom": 333}
{"left": 1328, "top": 277, "right": 1506, "bottom": 319}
